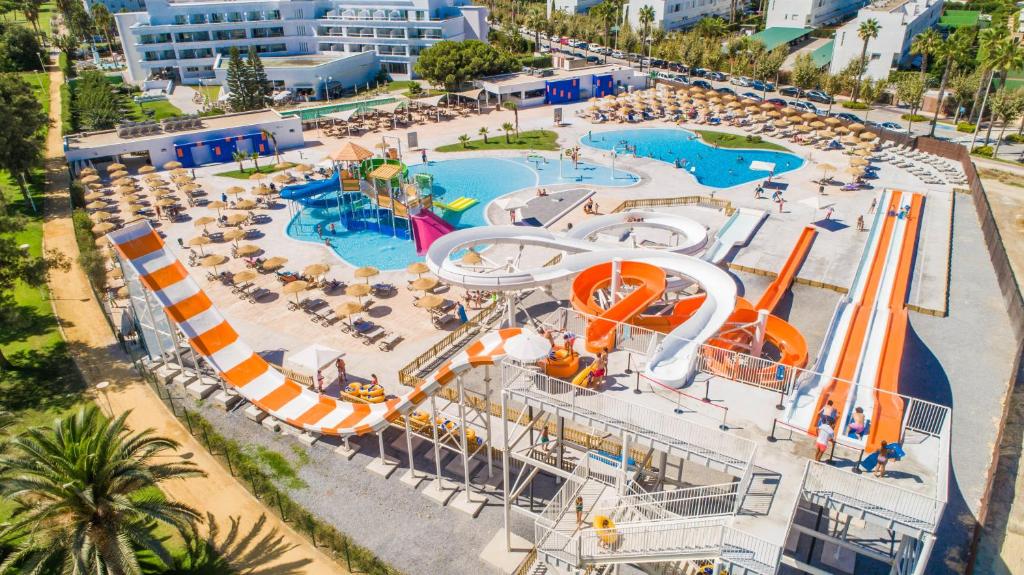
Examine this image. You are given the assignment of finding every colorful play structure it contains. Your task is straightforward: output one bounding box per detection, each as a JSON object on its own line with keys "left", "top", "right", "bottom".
{"left": 280, "top": 152, "right": 457, "bottom": 255}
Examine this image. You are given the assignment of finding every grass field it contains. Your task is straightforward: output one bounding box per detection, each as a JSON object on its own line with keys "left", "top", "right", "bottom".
{"left": 694, "top": 130, "right": 791, "bottom": 152}
{"left": 0, "top": 1, "right": 56, "bottom": 36}
{"left": 436, "top": 129, "right": 559, "bottom": 152}
{"left": 195, "top": 84, "right": 221, "bottom": 103}
{"left": 214, "top": 164, "right": 288, "bottom": 179}
{"left": 127, "top": 99, "right": 184, "bottom": 121}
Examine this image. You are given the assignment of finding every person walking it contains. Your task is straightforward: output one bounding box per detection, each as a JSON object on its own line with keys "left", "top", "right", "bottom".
{"left": 421, "top": 149, "right": 428, "bottom": 165}
{"left": 875, "top": 441, "right": 894, "bottom": 477}
{"left": 335, "top": 357, "right": 346, "bottom": 385}
{"left": 316, "top": 370, "right": 325, "bottom": 394}
{"left": 456, "top": 301, "right": 468, "bottom": 324}
{"left": 869, "top": 197, "right": 877, "bottom": 214}
{"left": 856, "top": 215, "right": 865, "bottom": 231}
{"left": 575, "top": 496, "right": 585, "bottom": 527}
{"left": 814, "top": 422, "right": 834, "bottom": 462}
{"left": 824, "top": 207, "right": 834, "bottom": 221}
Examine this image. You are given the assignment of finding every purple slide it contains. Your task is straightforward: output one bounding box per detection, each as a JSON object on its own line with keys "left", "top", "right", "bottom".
{"left": 411, "top": 211, "right": 455, "bottom": 255}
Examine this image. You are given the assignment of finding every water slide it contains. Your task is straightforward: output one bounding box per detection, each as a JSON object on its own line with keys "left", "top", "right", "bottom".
{"left": 279, "top": 172, "right": 340, "bottom": 204}
{"left": 106, "top": 221, "right": 526, "bottom": 437}
{"left": 784, "top": 190, "right": 921, "bottom": 450}
{"left": 566, "top": 211, "right": 710, "bottom": 256}
{"left": 570, "top": 261, "right": 668, "bottom": 353}
{"left": 701, "top": 208, "right": 768, "bottom": 264}
{"left": 411, "top": 210, "right": 456, "bottom": 255}
{"left": 425, "top": 223, "right": 738, "bottom": 388}
{"left": 754, "top": 226, "right": 817, "bottom": 312}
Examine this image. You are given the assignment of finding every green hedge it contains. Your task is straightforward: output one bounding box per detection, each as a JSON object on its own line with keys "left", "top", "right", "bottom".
{"left": 956, "top": 121, "right": 976, "bottom": 133}
{"left": 842, "top": 101, "right": 869, "bottom": 110}
{"left": 518, "top": 54, "right": 552, "bottom": 68}
{"left": 71, "top": 209, "right": 108, "bottom": 290}
{"left": 900, "top": 113, "right": 928, "bottom": 122}
{"left": 972, "top": 145, "right": 994, "bottom": 157}
{"left": 184, "top": 410, "right": 405, "bottom": 575}
{"left": 60, "top": 83, "right": 74, "bottom": 134}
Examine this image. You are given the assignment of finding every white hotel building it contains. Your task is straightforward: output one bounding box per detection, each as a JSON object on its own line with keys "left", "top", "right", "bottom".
{"left": 764, "top": 0, "right": 869, "bottom": 29}
{"left": 114, "top": 0, "right": 488, "bottom": 95}
{"left": 623, "top": 0, "right": 732, "bottom": 31}
{"left": 829, "top": 0, "right": 944, "bottom": 81}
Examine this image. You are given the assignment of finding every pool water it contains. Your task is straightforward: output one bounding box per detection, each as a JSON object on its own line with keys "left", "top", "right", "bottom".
{"left": 286, "top": 156, "right": 637, "bottom": 269}
{"left": 279, "top": 96, "right": 397, "bottom": 121}
{"left": 582, "top": 128, "right": 804, "bottom": 188}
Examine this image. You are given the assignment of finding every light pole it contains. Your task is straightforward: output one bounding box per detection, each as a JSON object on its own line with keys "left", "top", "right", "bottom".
{"left": 96, "top": 381, "right": 114, "bottom": 416}
{"left": 316, "top": 75, "right": 324, "bottom": 101}
{"left": 327, "top": 76, "right": 333, "bottom": 103}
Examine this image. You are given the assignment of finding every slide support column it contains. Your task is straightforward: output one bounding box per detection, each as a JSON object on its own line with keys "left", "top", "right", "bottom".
{"left": 751, "top": 309, "right": 770, "bottom": 359}
{"left": 610, "top": 258, "right": 622, "bottom": 305}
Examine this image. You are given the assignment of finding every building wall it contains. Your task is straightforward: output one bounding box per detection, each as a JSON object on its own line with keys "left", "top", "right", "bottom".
{"left": 210, "top": 51, "right": 378, "bottom": 96}
{"left": 829, "top": 0, "right": 944, "bottom": 80}
{"left": 625, "top": 0, "right": 732, "bottom": 32}
{"left": 765, "top": 0, "right": 867, "bottom": 29}
{"left": 114, "top": 0, "right": 486, "bottom": 89}
{"left": 84, "top": 0, "right": 147, "bottom": 14}
{"left": 549, "top": 0, "right": 603, "bottom": 16}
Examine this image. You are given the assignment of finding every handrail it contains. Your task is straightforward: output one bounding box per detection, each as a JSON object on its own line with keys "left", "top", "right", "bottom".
{"left": 602, "top": 481, "right": 740, "bottom": 522}
{"left": 537, "top": 461, "right": 590, "bottom": 527}
{"left": 397, "top": 297, "right": 500, "bottom": 386}
{"left": 611, "top": 195, "right": 737, "bottom": 216}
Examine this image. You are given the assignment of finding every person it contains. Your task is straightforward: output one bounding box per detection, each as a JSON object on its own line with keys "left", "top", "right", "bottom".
{"left": 370, "top": 373, "right": 379, "bottom": 386}
{"left": 819, "top": 184, "right": 825, "bottom": 196}
{"left": 335, "top": 357, "right": 346, "bottom": 384}
{"left": 598, "top": 518, "right": 613, "bottom": 549}
{"left": 328, "top": 223, "right": 336, "bottom": 235}
{"left": 875, "top": 440, "right": 893, "bottom": 477}
{"left": 456, "top": 301, "right": 468, "bottom": 324}
{"left": 777, "top": 197, "right": 785, "bottom": 213}
{"left": 587, "top": 365, "right": 606, "bottom": 387}
{"left": 563, "top": 331, "right": 577, "bottom": 354}
{"left": 176, "top": 237, "right": 185, "bottom": 248}
{"left": 819, "top": 400, "right": 837, "bottom": 427}
{"left": 539, "top": 427, "right": 551, "bottom": 452}
{"left": 421, "top": 149, "right": 428, "bottom": 164}
{"left": 583, "top": 198, "right": 594, "bottom": 214}
{"left": 869, "top": 197, "right": 877, "bottom": 214}
{"left": 221, "top": 192, "right": 228, "bottom": 203}
{"left": 566, "top": 222, "right": 574, "bottom": 232}
{"left": 856, "top": 215, "right": 865, "bottom": 232}
{"left": 754, "top": 185, "right": 764, "bottom": 199}
{"left": 824, "top": 207, "right": 834, "bottom": 221}
{"left": 316, "top": 223, "right": 323, "bottom": 239}
{"left": 575, "top": 496, "right": 584, "bottom": 527}
{"left": 155, "top": 205, "right": 162, "bottom": 218}
{"left": 316, "top": 370, "right": 325, "bottom": 394}
{"left": 814, "top": 421, "right": 834, "bottom": 462}
{"left": 597, "top": 348, "right": 609, "bottom": 371}
{"left": 509, "top": 209, "right": 516, "bottom": 224}
{"left": 847, "top": 406, "right": 866, "bottom": 439}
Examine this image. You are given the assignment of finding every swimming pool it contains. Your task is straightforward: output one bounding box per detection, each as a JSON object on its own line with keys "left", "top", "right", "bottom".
{"left": 286, "top": 155, "right": 638, "bottom": 269}
{"left": 582, "top": 128, "right": 804, "bottom": 188}
{"left": 279, "top": 96, "right": 397, "bottom": 121}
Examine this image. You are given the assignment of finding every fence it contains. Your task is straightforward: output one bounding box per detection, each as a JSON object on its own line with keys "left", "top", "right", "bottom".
{"left": 608, "top": 481, "right": 741, "bottom": 521}
{"left": 611, "top": 195, "right": 736, "bottom": 215}
{"left": 397, "top": 297, "right": 501, "bottom": 386}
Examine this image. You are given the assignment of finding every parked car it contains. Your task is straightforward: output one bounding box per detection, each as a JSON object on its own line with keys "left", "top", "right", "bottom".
{"left": 788, "top": 100, "right": 817, "bottom": 112}
{"left": 707, "top": 71, "right": 728, "bottom": 82}
{"left": 779, "top": 86, "right": 804, "bottom": 98}
{"left": 741, "top": 92, "right": 763, "bottom": 102}
{"left": 652, "top": 59, "right": 667, "bottom": 68}
{"left": 715, "top": 86, "right": 737, "bottom": 96}
{"left": 835, "top": 113, "right": 862, "bottom": 123}
{"left": 766, "top": 98, "right": 786, "bottom": 107}
{"left": 875, "top": 121, "right": 903, "bottom": 131}
{"left": 731, "top": 76, "right": 753, "bottom": 87}
{"left": 806, "top": 90, "right": 834, "bottom": 104}
{"left": 692, "top": 79, "right": 713, "bottom": 90}
{"left": 750, "top": 79, "right": 775, "bottom": 92}
{"left": 691, "top": 67, "right": 709, "bottom": 77}
{"left": 611, "top": 50, "right": 625, "bottom": 59}
{"left": 586, "top": 55, "right": 600, "bottom": 63}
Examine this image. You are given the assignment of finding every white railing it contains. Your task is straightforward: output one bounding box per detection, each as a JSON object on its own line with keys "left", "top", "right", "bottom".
{"left": 606, "top": 482, "right": 740, "bottom": 523}
{"left": 578, "top": 516, "right": 728, "bottom": 562}
{"left": 501, "top": 362, "right": 757, "bottom": 473}
{"left": 801, "top": 461, "right": 944, "bottom": 534}
{"left": 538, "top": 461, "right": 590, "bottom": 528}
{"left": 720, "top": 527, "right": 783, "bottom": 572}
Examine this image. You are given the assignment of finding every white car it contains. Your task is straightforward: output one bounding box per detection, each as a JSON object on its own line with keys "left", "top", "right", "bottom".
{"left": 730, "top": 76, "right": 753, "bottom": 87}
{"left": 611, "top": 50, "right": 625, "bottom": 59}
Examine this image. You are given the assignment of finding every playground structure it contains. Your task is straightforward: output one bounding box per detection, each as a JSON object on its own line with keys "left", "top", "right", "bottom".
{"left": 108, "top": 186, "right": 949, "bottom": 575}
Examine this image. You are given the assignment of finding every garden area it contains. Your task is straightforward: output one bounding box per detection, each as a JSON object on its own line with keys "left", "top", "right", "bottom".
{"left": 695, "top": 130, "right": 791, "bottom": 152}
{"left": 64, "top": 71, "right": 183, "bottom": 133}
{"left": 437, "top": 129, "right": 559, "bottom": 152}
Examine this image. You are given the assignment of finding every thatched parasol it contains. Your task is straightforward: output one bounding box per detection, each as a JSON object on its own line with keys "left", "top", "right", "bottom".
{"left": 232, "top": 270, "right": 257, "bottom": 283}
{"left": 91, "top": 222, "right": 115, "bottom": 234}
{"left": 262, "top": 256, "right": 287, "bottom": 270}
{"left": 235, "top": 244, "right": 261, "bottom": 257}
{"left": 409, "top": 277, "right": 439, "bottom": 291}
{"left": 406, "top": 262, "right": 430, "bottom": 276}
{"left": 415, "top": 294, "right": 444, "bottom": 309}
{"left": 354, "top": 266, "right": 379, "bottom": 283}
{"left": 304, "top": 263, "right": 330, "bottom": 278}
{"left": 163, "top": 161, "right": 182, "bottom": 170}
{"left": 194, "top": 216, "right": 216, "bottom": 227}
{"left": 282, "top": 280, "right": 309, "bottom": 303}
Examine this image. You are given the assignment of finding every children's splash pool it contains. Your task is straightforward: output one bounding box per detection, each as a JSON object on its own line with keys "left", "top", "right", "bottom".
{"left": 286, "top": 155, "right": 638, "bottom": 269}
{"left": 582, "top": 128, "right": 804, "bottom": 188}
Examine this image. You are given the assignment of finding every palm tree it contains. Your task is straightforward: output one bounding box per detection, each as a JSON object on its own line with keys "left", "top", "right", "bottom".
{"left": 970, "top": 28, "right": 1005, "bottom": 124}
{"left": 929, "top": 28, "right": 974, "bottom": 136}
{"left": 478, "top": 126, "right": 490, "bottom": 144}
{"left": 249, "top": 150, "right": 261, "bottom": 172}
{"left": 990, "top": 90, "right": 1022, "bottom": 157}
{"left": 910, "top": 28, "right": 941, "bottom": 83}
{"left": 694, "top": 17, "right": 727, "bottom": 39}
{"left": 0, "top": 406, "right": 203, "bottom": 574}
{"left": 503, "top": 101, "right": 519, "bottom": 138}
{"left": 501, "top": 122, "right": 515, "bottom": 143}
{"left": 458, "top": 134, "right": 471, "bottom": 148}
{"left": 638, "top": 5, "right": 655, "bottom": 73}
{"left": 232, "top": 150, "right": 247, "bottom": 173}
{"left": 984, "top": 37, "right": 1024, "bottom": 141}
{"left": 260, "top": 128, "right": 280, "bottom": 164}
{"left": 860, "top": 79, "right": 888, "bottom": 123}
{"left": 853, "top": 18, "right": 880, "bottom": 102}
{"left": 590, "top": 2, "right": 615, "bottom": 62}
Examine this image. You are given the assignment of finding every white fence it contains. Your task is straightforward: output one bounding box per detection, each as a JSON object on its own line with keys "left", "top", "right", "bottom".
{"left": 608, "top": 481, "right": 741, "bottom": 521}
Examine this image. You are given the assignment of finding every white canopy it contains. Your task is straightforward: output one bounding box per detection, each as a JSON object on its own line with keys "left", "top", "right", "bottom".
{"left": 284, "top": 343, "right": 344, "bottom": 375}
{"left": 412, "top": 94, "right": 446, "bottom": 108}
{"left": 372, "top": 101, "right": 405, "bottom": 114}
{"left": 749, "top": 160, "right": 776, "bottom": 172}
{"left": 453, "top": 88, "right": 483, "bottom": 101}
{"left": 324, "top": 108, "right": 359, "bottom": 122}
{"left": 503, "top": 329, "right": 552, "bottom": 362}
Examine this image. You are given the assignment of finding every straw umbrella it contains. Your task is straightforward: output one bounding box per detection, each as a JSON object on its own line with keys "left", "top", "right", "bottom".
{"left": 304, "top": 263, "right": 330, "bottom": 279}
{"left": 415, "top": 294, "right": 444, "bottom": 314}
{"left": 406, "top": 262, "right": 429, "bottom": 277}
{"left": 847, "top": 123, "right": 866, "bottom": 133}
{"left": 163, "top": 161, "right": 182, "bottom": 170}
{"left": 232, "top": 270, "right": 257, "bottom": 284}
{"left": 282, "top": 280, "right": 310, "bottom": 304}
{"left": 859, "top": 132, "right": 877, "bottom": 142}
{"left": 180, "top": 183, "right": 200, "bottom": 194}
{"left": 226, "top": 186, "right": 245, "bottom": 196}
{"left": 85, "top": 192, "right": 106, "bottom": 202}
{"left": 461, "top": 250, "right": 482, "bottom": 265}
{"left": 138, "top": 165, "right": 156, "bottom": 174}
{"left": 156, "top": 198, "right": 178, "bottom": 208}
{"left": 86, "top": 200, "right": 108, "bottom": 210}
{"left": 850, "top": 157, "right": 870, "bottom": 167}
{"left": 248, "top": 172, "right": 267, "bottom": 183}
{"left": 235, "top": 244, "right": 261, "bottom": 257}
{"left": 345, "top": 283, "right": 371, "bottom": 306}
{"left": 109, "top": 170, "right": 129, "bottom": 180}
{"left": 113, "top": 177, "right": 134, "bottom": 187}
{"left": 847, "top": 166, "right": 866, "bottom": 179}
{"left": 800, "top": 112, "right": 817, "bottom": 123}
{"left": 354, "top": 266, "right": 379, "bottom": 284}
{"left": 206, "top": 200, "right": 227, "bottom": 213}
{"left": 235, "top": 199, "right": 258, "bottom": 210}
{"left": 810, "top": 121, "right": 826, "bottom": 129}
{"left": 224, "top": 213, "right": 248, "bottom": 226}
{"left": 91, "top": 222, "right": 115, "bottom": 234}
{"left": 410, "top": 277, "right": 439, "bottom": 292}
{"left": 818, "top": 162, "right": 837, "bottom": 180}
{"left": 222, "top": 228, "right": 247, "bottom": 242}
{"left": 80, "top": 167, "right": 97, "bottom": 176}
{"left": 262, "top": 256, "right": 287, "bottom": 271}
{"left": 107, "top": 163, "right": 126, "bottom": 172}
{"left": 272, "top": 173, "right": 293, "bottom": 185}
{"left": 127, "top": 204, "right": 146, "bottom": 215}
{"left": 252, "top": 185, "right": 274, "bottom": 197}
{"left": 91, "top": 211, "right": 113, "bottom": 222}
{"left": 334, "top": 301, "right": 364, "bottom": 328}
{"left": 188, "top": 236, "right": 211, "bottom": 253}
{"left": 194, "top": 216, "right": 216, "bottom": 228}
{"left": 824, "top": 117, "right": 842, "bottom": 126}
{"left": 80, "top": 174, "right": 100, "bottom": 184}
{"left": 116, "top": 286, "right": 129, "bottom": 299}
{"left": 293, "top": 164, "right": 313, "bottom": 174}
{"left": 274, "top": 162, "right": 294, "bottom": 170}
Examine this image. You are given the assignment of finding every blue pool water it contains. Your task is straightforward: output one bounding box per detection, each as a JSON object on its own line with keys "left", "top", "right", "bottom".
{"left": 582, "top": 128, "right": 804, "bottom": 188}
{"left": 286, "top": 156, "right": 638, "bottom": 269}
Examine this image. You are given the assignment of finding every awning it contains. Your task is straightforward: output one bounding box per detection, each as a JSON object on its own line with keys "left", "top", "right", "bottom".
{"left": 750, "top": 161, "right": 776, "bottom": 172}
{"left": 324, "top": 108, "right": 359, "bottom": 122}
{"left": 453, "top": 88, "right": 483, "bottom": 101}
{"left": 412, "top": 94, "right": 446, "bottom": 107}
{"left": 372, "top": 101, "right": 405, "bottom": 114}
{"left": 748, "top": 27, "right": 813, "bottom": 52}
{"left": 284, "top": 343, "right": 343, "bottom": 375}
{"left": 368, "top": 163, "right": 402, "bottom": 180}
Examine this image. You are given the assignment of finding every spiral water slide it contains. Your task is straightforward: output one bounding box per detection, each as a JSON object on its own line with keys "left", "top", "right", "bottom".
{"left": 424, "top": 214, "right": 738, "bottom": 387}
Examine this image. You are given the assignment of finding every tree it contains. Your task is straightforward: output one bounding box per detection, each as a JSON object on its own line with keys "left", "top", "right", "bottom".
{"left": 0, "top": 406, "right": 203, "bottom": 573}
{"left": 895, "top": 73, "right": 926, "bottom": 133}
{"left": 224, "top": 47, "right": 248, "bottom": 111}
{"left": 853, "top": 18, "right": 880, "bottom": 102}
{"left": 231, "top": 150, "right": 247, "bottom": 172}
{"left": 503, "top": 100, "right": 519, "bottom": 137}
{"left": 990, "top": 89, "right": 1023, "bottom": 157}
{"left": 261, "top": 128, "right": 279, "bottom": 163}
{"left": 458, "top": 134, "right": 470, "bottom": 148}
{"left": 0, "top": 24, "right": 46, "bottom": 72}
{"left": 17, "top": 0, "right": 45, "bottom": 37}
{"left": 249, "top": 150, "right": 260, "bottom": 172}
{"left": 590, "top": 1, "right": 620, "bottom": 62}
{"left": 984, "top": 37, "right": 1024, "bottom": 141}
{"left": 90, "top": 3, "right": 117, "bottom": 54}
{"left": 637, "top": 5, "right": 655, "bottom": 72}
{"left": 948, "top": 70, "right": 980, "bottom": 125}
{"left": 52, "top": 32, "right": 79, "bottom": 68}
{"left": 694, "top": 17, "right": 727, "bottom": 39}
{"left": 859, "top": 79, "right": 888, "bottom": 122}
{"left": 929, "top": 27, "right": 974, "bottom": 135}
{"left": 413, "top": 40, "right": 518, "bottom": 91}
{"left": 501, "top": 121, "right": 514, "bottom": 143}
{"left": 0, "top": 73, "right": 48, "bottom": 200}
{"left": 246, "top": 48, "right": 271, "bottom": 108}
{"left": 478, "top": 126, "right": 489, "bottom": 143}
{"left": 75, "top": 70, "right": 121, "bottom": 130}
{"left": 909, "top": 28, "right": 941, "bottom": 83}
{"left": 753, "top": 46, "right": 787, "bottom": 97}
{"left": 790, "top": 52, "right": 819, "bottom": 101}
{"left": 822, "top": 73, "right": 846, "bottom": 116}
{"left": 971, "top": 27, "right": 1005, "bottom": 124}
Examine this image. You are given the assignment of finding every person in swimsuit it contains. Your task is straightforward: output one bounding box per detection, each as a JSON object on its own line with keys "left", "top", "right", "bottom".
{"left": 847, "top": 407, "right": 866, "bottom": 439}
{"left": 575, "top": 496, "right": 584, "bottom": 527}
{"left": 875, "top": 441, "right": 893, "bottom": 477}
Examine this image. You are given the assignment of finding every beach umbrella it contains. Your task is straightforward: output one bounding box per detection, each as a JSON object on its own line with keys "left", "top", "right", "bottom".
{"left": 842, "top": 135, "right": 861, "bottom": 145}
{"left": 92, "top": 222, "right": 115, "bottom": 234}
{"left": 406, "top": 262, "right": 429, "bottom": 276}
{"left": 113, "top": 177, "right": 134, "bottom": 186}
{"left": 345, "top": 283, "right": 371, "bottom": 301}
{"left": 262, "top": 256, "right": 287, "bottom": 270}
{"left": 847, "top": 166, "right": 866, "bottom": 177}
{"left": 819, "top": 163, "right": 837, "bottom": 178}
{"left": 106, "top": 163, "right": 126, "bottom": 172}
{"left": 222, "top": 228, "right": 247, "bottom": 242}
{"left": 180, "top": 183, "right": 200, "bottom": 193}
{"left": 85, "top": 192, "right": 105, "bottom": 201}
{"left": 853, "top": 148, "right": 873, "bottom": 157}
{"left": 274, "top": 162, "right": 294, "bottom": 170}
{"left": 282, "top": 280, "right": 310, "bottom": 304}
{"left": 194, "top": 216, "right": 216, "bottom": 228}
{"left": 86, "top": 200, "right": 108, "bottom": 210}
{"left": 127, "top": 204, "right": 145, "bottom": 214}
{"left": 818, "top": 129, "right": 836, "bottom": 138}
{"left": 354, "top": 266, "right": 379, "bottom": 283}
{"left": 226, "top": 186, "right": 245, "bottom": 196}
{"left": 206, "top": 200, "right": 227, "bottom": 212}
{"left": 810, "top": 121, "right": 826, "bottom": 129}
{"left": 163, "top": 161, "right": 182, "bottom": 170}
{"left": 824, "top": 117, "right": 842, "bottom": 126}
{"left": 188, "top": 236, "right": 211, "bottom": 253}
{"left": 80, "top": 175, "right": 101, "bottom": 184}
{"left": 304, "top": 263, "right": 331, "bottom": 278}
{"left": 200, "top": 254, "right": 228, "bottom": 273}
{"left": 461, "top": 250, "right": 482, "bottom": 265}
{"left": 109, "top": 170, "right": 129, "bottom": 180}
{"left": 794, "top": 124, "right": 813, "bottom": 132}
{"left": 110, "top": 267, "right": 123, "bottom": 279}
{"left": 494, "top": 196, "right": 529, "bottom": 212}
{"left": 293, "top": 164, "right": 313, "bottom": 173}
{"left": 88, "top": 183, "right": 104, "bottom": 190}
{"left": 235, "top": 244, "right": 261, "bottom": 257}
{"left": 334, "top": 301, "right": 363, "bottom": 327}
{"left": 847, "top": 123, "right": 866, "bottom": 132}
{"left": 123, "top": 193, "right": 145, "bottom": 203}
{"left": 248, "top": 172, "right": 267, "bottom": 182}
{"left": 860, "top": 131, "right": 877, "bottom": 141}
{"left": 834, "top": 126, "right": 851, "bottom": 134}
{"left": 850, "top": 157, "right": 870, "bottom": 166}
{"left": 156, "top": 198, "right": 178, "bottom": 207}
{"left": 116, "top": 286, "right": 129, "bottom": 299}
{"left": 766, "top": 110, "right": 781, "bottom": 118}
{"left": 138, "top": 165, "right": 156, "bottom": 174}
{"left": 232, "top": 270, "right": 257, "bottom": 283}
{"left": 410, "top": 277, "right": 439, "bottom": 292}
{"left": 272, "top": 174, "right": 294, "bottom": 185}
{"left": 801, "top": 112, "right": 817, "bottom": 122}
{"left": 775, "top": 119, "right": 792, "bottom": 128}
{"left": 415, "top": 294, "right": 444, "bottom": 310}
{"left": 172, "top": 176, "right": 194, "bottom": 186}
{"left": 80, "top": 167, "right": 97, "bottom": 176}
{"left": 235, "top": 199, "right": 257, "bottom": 210}
{"left": 223, "top": 213, "right": 247, "bottom": 226}
{"left": 253, "top": 185, "right": 274, "bottom": 197}
{"left": 91, "top": 211, "right": 113, "bottom": 222}
{"left": 503, "top": 329, "right": 553, "bottom": 363}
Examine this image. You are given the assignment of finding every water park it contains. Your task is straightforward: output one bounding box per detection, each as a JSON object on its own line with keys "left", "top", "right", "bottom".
{"left": 77, "top": 83, "right": 1021, "bottom": 575}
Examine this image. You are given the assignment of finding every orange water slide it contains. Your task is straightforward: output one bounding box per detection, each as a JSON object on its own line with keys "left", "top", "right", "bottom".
{"left": 755, "top": 226, "right": 818, "bottom": 312}
{"left": 570, "top": 261, "right": 667, "bottom": 353}
{"left": 807, "top": 192, "right": 902, "bottom": 436}
{"left": 865, "top": 192, "right": 924, "bottom": 450}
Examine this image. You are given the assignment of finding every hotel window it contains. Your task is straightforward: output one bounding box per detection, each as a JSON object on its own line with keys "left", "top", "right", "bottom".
{"left": 209, "top": 13, "right": 223, "bottom": 23}
{"left": 293, "top": 9, "right": 304, "bottom": 19}
{"left": 266, "top": 10, "right": 281, "bottom": 20}
{"left": 227, "top": 12, "right": 242, "bottom": 22}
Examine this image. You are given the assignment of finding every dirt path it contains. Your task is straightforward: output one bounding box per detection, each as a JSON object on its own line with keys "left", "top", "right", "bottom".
{"left": 40, "top": 67, "right": 345, "bottom": 575}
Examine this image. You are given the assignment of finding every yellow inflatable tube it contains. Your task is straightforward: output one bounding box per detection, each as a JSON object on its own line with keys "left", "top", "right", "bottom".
{"left": 571, "top": 362, "right": 597, "bottom": 388}
{"left": 592, "top": 515, "right": 618, "bottom": 546}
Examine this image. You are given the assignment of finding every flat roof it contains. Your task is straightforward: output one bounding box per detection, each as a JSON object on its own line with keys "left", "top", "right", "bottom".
{"left": 215, "top": 53, "right": 346, "bottom": 69}
{"left": 749, "top": 27, "right": 813, "bottom": 52}
{"left": 66, "top": 109, "right": 290, "bottom": 149}
{"left": 811, "top": 40, "right": 834, "bottom": 68}
{"left": 480, "top": 64, "right": 631, "bottom": 89}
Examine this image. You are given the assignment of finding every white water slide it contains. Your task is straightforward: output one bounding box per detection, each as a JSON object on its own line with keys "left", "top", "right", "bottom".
{"left": 701, "top": 208, "right": 768, "bottom": 264}
{"left": 425, "top": 211, "right": 739, "bottom": 387}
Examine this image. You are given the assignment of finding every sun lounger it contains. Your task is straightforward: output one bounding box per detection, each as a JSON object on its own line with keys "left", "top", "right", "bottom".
{"left": 359, "top": 325, "right": 386, "bottom": 344}
{"left": 378, "top": 332, "right": 401, "bottom": 351}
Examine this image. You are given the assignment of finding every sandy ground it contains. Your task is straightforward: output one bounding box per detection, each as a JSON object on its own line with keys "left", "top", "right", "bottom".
{"left": 40, "top": 66, "right": 346, "bottom": 575}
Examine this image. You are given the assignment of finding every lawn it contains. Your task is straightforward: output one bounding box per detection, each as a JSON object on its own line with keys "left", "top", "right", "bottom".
{"left": 214, "top": 164, "right": 288, "bottom": 179}
{"left": 19, "top": 71, "right": 50, "bottom": 116}
{"left": 127, "top": 99, "right": 184, "bottom": 121}
{"left": 0, "top": 1, "right": 55, "bottom": 36}
{"left": 194, "top": 84, "right": 221, "bottom": 103}
{"left": 436, "top": 129, "right": 560, "bottom": 152}
{"left": 694, "top": 130, "right": 791, "bottom": 152}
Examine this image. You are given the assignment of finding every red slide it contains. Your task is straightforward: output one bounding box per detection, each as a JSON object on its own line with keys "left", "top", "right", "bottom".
{"left": 411, "top": 211, "right": 455, "bottom": 255}
{"left": 571, "top": 261, "right": 667, "bottom": 353}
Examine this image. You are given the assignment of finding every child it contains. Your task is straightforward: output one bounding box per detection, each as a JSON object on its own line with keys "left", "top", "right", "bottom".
{"left": 575, "top": 496, "right": 584, "bottom": 527}
{"left": 875, "top": 441, "right": 893, "bottom": 477}
{"left": 847, "top": 407, "right": 866, "bottom": 439}
{"left": 814, "top": 422, "right": 834, "bottom": 462}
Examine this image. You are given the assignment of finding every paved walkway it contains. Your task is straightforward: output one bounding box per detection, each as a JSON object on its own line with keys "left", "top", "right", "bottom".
{"left": 39, "top": 66, "right": 344, "bottom": 575}
{"left": 168, "top": 84, "right": 203, "bottom": 114}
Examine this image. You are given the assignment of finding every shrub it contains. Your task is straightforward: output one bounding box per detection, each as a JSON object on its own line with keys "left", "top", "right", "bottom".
{"left": 1006, "top": 133, "right": 1024, "bottom": 144}
{"left": 518, "top": 54, "right": 552, "bottom": 69}
{"left": 956, "top": 122, "right": 976, "bottom": 133}
{"left": 972, "top": 145, "right": 994, "bottom": 157}
{"left": 745, "top": 135, "right": 763, "bottom": 144}
{"left": 71, "top": 209, "right": 108, "bottom": 289}
{"left": 901, "top": 113, "right": 928, "bottom": 122}
{"left": 842, "top": 101, "right": 869, "bottom": 110}
{"left": 60, "top": 83, "right": 75, "bottom": 134}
